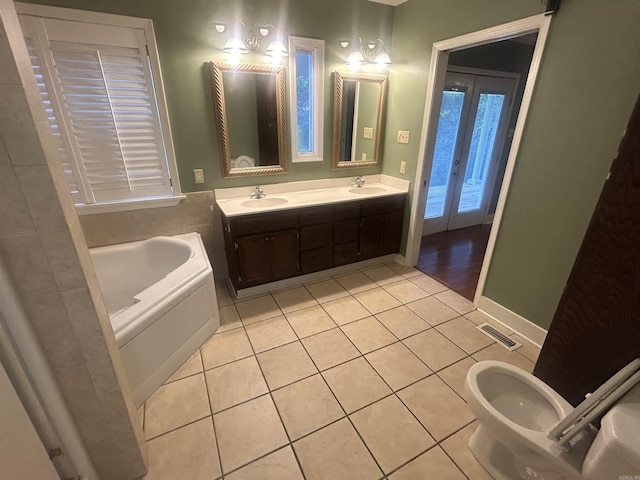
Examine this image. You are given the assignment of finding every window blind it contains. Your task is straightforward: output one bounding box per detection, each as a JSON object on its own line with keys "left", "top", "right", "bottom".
{"left": 21, "top": 16, "right": 173, "bottom": 206}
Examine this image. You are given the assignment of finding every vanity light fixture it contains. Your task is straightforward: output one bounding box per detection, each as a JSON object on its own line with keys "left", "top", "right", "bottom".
{"left": 341, "top": 37, "right": 392, "bottom": 68}
{"left": 216, "top": 21, "right": 288, "bottom": 60}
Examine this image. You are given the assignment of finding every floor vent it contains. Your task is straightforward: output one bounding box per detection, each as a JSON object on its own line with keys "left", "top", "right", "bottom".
{"left": 476, "top": 323, "right": 521, "bottom": 351}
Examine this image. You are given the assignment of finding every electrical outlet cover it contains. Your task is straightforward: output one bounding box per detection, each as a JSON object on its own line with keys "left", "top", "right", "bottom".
{"left": 397, "top": 130, "right": 410, "bottom": 144}
{"left": 193, "top": 168, "right": 205, "bottom": 184}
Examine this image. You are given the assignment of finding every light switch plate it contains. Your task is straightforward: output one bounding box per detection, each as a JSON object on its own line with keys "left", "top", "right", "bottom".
{"left": 193, "top": 168, "right": 205, "bottom": 184}
{"left": 397, "top": 130, "right": 410, "bottom": 144}
{"left": 363, "top": 127, "right": 373, "bottom": 139}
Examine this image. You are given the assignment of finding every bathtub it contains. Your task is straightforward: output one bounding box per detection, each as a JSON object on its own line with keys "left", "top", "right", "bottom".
{"left": 90, "top": 233, "right": 219, "bottom": 406}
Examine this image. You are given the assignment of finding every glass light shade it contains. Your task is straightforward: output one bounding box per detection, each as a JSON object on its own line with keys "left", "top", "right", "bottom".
{"left": 265, "top": 40, "right": 289, "bottom": 58}
{"left": 374, "top": 51, "right": 392, "bottom": 65}
{"left": 347, "top": 50, "right": 365, "bottom": 64}
{"left": 222, "top": 36, "right": 248, "bottom": 54}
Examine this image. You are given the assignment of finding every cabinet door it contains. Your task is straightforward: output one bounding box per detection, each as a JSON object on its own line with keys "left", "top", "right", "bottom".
{"left": 268, "top": 229, "right": 299, "bottom": 280}
{"left": 236, "top": 233, "right": 270, "bottom": 286}
{"left": 360, "top": 215, "right": 383, "bottom": 260}
{"left": 381, "top": 211, "right": 404, "bottom": 255}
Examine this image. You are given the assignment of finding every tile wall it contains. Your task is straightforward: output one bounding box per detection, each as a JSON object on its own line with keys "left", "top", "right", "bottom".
{"left": 79, "top": 191, "right": 228, "bottom": 278}
{"left": 0, "top": 1, "right": 146, "bottom": 478}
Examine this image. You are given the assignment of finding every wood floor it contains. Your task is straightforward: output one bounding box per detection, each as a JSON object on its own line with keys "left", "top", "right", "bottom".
{"left": 417, "top": 224, "right": 492, "bottom": 301}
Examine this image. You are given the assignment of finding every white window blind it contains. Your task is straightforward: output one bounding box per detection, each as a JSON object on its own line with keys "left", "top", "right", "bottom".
{"left": 20, "top": 16, "right": 175, "bottom": 207}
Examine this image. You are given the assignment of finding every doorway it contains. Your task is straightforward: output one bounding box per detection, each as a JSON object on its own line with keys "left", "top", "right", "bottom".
{"left": 405, "top": 13, "right": 553, "bottom": 304}
{"left": 423, "top": 69, "right": 517, "bottom": 235}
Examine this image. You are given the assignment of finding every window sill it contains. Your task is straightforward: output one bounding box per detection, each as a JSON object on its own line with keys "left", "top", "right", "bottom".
{"left": 75, "top": 195, "right": 186, "bottom": 215}
{"left": 292, "top": 155, "right": 323, "bottom": 163}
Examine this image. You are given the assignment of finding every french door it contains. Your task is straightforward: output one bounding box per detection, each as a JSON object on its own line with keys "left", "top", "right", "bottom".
{"left": 423, "top": 70, "right": 515, "bottom": 235}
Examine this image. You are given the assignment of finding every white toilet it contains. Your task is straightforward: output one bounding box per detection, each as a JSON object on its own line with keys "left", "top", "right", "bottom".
{"left": 465, "top": 359, "right": 640, "bottom": 480}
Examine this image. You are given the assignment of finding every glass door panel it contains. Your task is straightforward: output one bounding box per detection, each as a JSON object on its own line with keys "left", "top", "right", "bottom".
{"left": 457, "top": 93, "right": 506, "bottom": 213}
{"left": 425, "top": 90, "right": 466, "bottom": 219}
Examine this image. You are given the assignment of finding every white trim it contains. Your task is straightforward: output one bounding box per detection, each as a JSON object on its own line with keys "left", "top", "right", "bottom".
{"left": 233, "top": 254, "right": 396, "bottom": 299}
{"left": 288, "top": 36, "right": 325, "bottom": 163}
{"left": 404, "top": 13, "right": 553, "bottom": 310}
{"left": 477, "top": 295, "right": 547, "bottom": 347}
{"left": 447, "top": 65, "right": 520, "bottom": 81}
{"left": 76, "top": 195, "right": 185, "bottom": 215}
{"left": 16, "top": 2, "right": 149, "bottom": 28}
{"left": 474, "top": 16, "right": 551, "bottom": 304}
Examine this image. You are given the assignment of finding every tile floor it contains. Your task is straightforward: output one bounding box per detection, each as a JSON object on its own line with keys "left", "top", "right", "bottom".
{"left": 141, "top": 262, "right": 540, "bottom": 480}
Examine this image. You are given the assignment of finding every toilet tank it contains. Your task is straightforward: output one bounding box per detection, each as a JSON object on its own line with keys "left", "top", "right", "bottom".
{"left": 582, "top": 383, "right": 640, "bottom": 479}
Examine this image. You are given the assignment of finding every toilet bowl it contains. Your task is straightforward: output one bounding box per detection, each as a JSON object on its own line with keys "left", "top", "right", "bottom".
{"left": 465, "top": 360, "right": 640, "bottom": 480}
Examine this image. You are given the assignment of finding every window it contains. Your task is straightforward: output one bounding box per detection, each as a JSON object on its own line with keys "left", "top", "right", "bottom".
{"left": 288, "top": 36, "right": 324, "bottom": 163}
{"left": 18, "top": 6, "right": 181, "bottom": 213}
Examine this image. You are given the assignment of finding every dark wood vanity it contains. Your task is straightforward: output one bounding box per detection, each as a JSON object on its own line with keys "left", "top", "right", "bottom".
{"left": 221, "top": 194, "right": 406, "bottom": 291}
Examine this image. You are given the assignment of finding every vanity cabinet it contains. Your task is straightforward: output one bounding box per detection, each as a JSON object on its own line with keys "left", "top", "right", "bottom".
{"left": 221, "top": 194, "right": 406, "bottom": 291}
{"left": 224, "top": 210, "right": 299, "bottom": 288}
{"left": 360, "top": 196, "right": 406, "bottom": 260}
{"left": 299, "top": 207, "right": 332, "bottom": 274}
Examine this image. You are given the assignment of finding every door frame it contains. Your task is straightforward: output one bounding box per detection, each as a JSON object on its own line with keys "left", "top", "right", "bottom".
{"left": 404, "top": 13, "right": 553, "bottom": 306}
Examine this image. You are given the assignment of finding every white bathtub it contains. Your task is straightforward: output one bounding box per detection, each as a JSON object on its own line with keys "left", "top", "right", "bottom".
{"left": 90, "top": 233, "right": 219, "bottom": 406}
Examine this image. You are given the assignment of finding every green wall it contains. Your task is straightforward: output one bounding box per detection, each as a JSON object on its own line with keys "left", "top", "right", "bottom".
{"left": 385, "top": 0, "right": 640, "bottom": 329}
{"left": 20, "top": 0, "right": 394, "bottom": 190}
{"left": 20, "top": 0, "right": 640, "bottom": 330}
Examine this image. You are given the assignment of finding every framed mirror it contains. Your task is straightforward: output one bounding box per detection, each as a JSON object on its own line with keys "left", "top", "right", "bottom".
{"left": 210, "top": 62, "right": 287, "bottom": 177}
{"left": 332, "top": 71, "right": 388, "bottom": 169}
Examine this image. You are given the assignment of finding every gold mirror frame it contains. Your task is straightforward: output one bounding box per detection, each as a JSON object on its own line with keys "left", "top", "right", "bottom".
{"left": 332, "top": 71, "right": 388, "bottom": 169}
{"left": 210, "top": 62, "right": 287, "bottom": 178}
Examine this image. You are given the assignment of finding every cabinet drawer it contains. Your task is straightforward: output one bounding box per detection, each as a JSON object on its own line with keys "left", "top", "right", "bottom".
{"left": 333, "top": 242, "right": 358, "bottom": 266}
{"left": 334, "top": 218, "right": 360, "bottom": 244}
{"left": 300, "top": 206, "right": 330, "bottom": 226}
{"left": 361, "top": 195, "right": 405, "bottom": 216}
{"left": 300, "top": 247, "right": 331, "bottom": 273}
{"left": 232, "top": 211, "right": 298, "bottom": 237}
{"left": 334, "top": 202, "right": 361, "bottom": 220}
{"left": 300, "top": 224, "right": 331, "bottom": 250}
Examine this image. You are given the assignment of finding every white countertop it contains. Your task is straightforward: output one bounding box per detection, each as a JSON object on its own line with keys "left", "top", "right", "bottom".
{"left": 215, "top": 174, "right": 410, "bottom": 217}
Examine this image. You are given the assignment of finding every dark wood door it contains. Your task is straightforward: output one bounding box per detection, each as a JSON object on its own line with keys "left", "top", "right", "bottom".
{"left": 268, "top": 229, "right": 299, "bottom": 281}
{"left": 236, "top": 233, "right": 270, "bottom": 287}
{"left": 360, "top": 215, "right": 383, "bottom": 260}
{"left": 381, "top": 211, "right": 404, "bottom": 255}
{"left": 534, "top": 95, "right": 640, "bottom": 406}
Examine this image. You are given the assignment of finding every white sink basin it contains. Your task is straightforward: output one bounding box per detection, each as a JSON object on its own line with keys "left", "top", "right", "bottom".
{"left": 348, "top": 187, "right": 387, "bottom": 195}
{"left": 240, "top": 197, "right": 289, "bottom": 208}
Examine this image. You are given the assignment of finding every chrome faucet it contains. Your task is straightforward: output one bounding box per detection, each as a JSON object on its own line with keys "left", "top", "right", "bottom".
{"left": 351, "top": 176, "right": 365, "bottom": 188}
{"left": 250, "top": 186, "right": 266, "bottom": 199}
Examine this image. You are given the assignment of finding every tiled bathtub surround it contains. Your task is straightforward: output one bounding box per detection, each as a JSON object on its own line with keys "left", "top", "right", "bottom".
{"left": 142, "top": 263, "right": 539, "bottom": 480}
{"left": 0, "top": 2, "right": 145, "bottom": 478}
{"left": 79, "top": 191, "right": 227, "bottom": 277}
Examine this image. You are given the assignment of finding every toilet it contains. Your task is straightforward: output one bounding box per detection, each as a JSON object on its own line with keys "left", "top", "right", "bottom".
{"left": 233, "top": 155, "right": 255, "bottom": 168}
{"left": 465, "top": 359, "right": 640, "bottom": 480}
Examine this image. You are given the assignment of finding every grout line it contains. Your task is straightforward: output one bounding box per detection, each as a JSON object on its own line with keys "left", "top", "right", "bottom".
{"left": 237, "top": 302, "right": 309, "bottom": 480}
{"left": 147, "top": 269, "right": 522, "bottom": 479}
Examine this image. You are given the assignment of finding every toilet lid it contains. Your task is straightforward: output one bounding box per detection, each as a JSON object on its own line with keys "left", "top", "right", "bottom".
{"left": 548, "top": 358, "right": 640, "bottom": 450}
{"left": 234, "top": 155, "right": 255, "bottom": 168}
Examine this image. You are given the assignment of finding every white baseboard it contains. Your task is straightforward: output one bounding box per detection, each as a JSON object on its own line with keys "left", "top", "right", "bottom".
{"left": 234, "top": 254, "right": 397, "bottom": 299}
{"left": 476, "top": 295, "right": 547, "bottom": 348}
